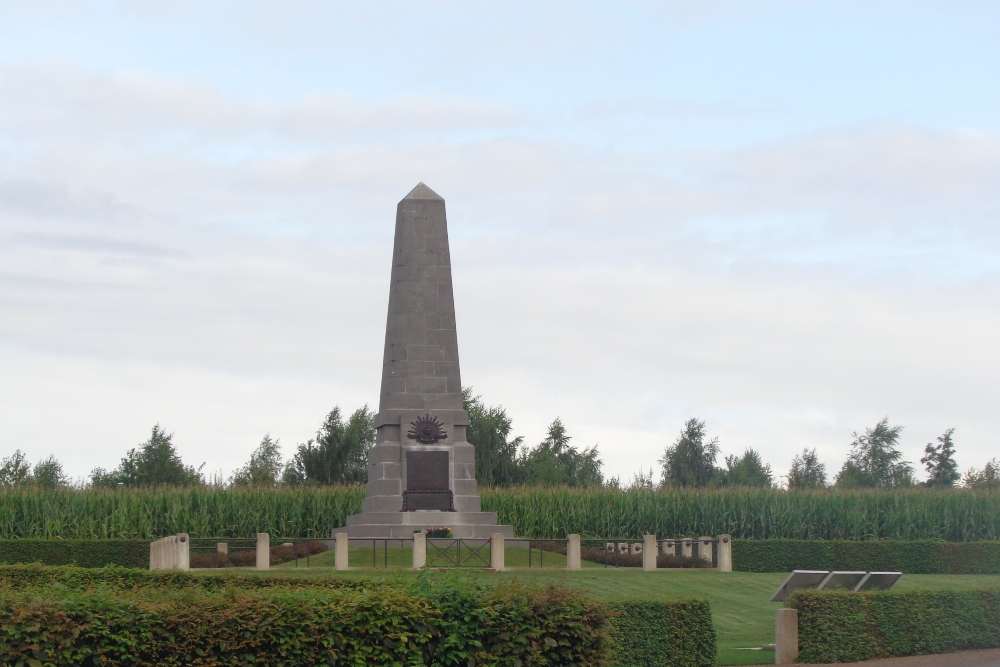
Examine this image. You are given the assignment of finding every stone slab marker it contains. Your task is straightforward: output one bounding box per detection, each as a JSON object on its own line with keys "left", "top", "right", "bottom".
{"left": 335, "top": 533, "right": 349, "bottom": 570}
{"left": 338, "top": 183, "right": 514, "bottom": 540}
{"left": 717, "top": 534, "right": 732, "bottom": 572}
{"left": 491, "top": 533, "right": 505, "bottom": 571}
{"left": 256, "top": 533, "right": 269, "bottom": 571}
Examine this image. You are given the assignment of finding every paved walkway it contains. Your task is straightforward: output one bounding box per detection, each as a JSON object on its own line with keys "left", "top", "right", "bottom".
{"left": 750, "top": 648, "right": 1000, "bottom": 667}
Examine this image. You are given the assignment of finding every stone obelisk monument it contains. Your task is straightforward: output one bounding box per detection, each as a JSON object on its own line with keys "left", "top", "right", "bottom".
{"left": 339, "top": 183, "right": 513, "bottom": 538}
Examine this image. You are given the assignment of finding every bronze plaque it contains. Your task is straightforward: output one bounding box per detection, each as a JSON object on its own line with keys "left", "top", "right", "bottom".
{"left": 407, "top": 451, "right": 449, "bottom": 491}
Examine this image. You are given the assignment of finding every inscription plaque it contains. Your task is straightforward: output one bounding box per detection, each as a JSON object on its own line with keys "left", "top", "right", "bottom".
{"left": 407, "top": 451, "right": 449, "bottom": 490}
{"left": 403, "top": 451, "right": 453, "bottom": 511}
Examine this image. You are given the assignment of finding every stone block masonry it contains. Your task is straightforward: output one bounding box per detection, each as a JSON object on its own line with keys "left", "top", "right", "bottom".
{"left": 336, "top": 183, "right": 514, "bottom": 539}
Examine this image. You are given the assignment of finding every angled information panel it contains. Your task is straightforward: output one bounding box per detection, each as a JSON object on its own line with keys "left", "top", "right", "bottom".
{"left": 818, "top": 571, "right": 868, "bottom": 591}
{"left": 770, "top": 570, "right": 830, "bottom": 602}
{"left": 855, "top": 572, "right": 902, "bottom": 591}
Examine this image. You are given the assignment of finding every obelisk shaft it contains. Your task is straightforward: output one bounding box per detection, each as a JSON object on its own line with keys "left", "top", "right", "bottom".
{"left": 379, "top": 182, "right": 463, "bottom": 416}
{"left": 341, "top": 183, "right": 513, "bottom": 538}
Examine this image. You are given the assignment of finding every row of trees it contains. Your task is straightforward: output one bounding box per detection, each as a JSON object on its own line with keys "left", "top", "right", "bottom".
{"left": 656, "top": 416, "right": 996, "bottom": 490}
{"left": 3, "top": 390, "right": 997, "bottom": 490}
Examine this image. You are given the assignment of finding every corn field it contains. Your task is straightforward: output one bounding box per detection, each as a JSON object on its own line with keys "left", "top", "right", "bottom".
{"left": 0, "top": 485, "right": 998, "bottom": 540}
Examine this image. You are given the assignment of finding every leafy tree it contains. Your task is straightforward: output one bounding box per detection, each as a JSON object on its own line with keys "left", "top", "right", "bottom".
{"left": 463, "top": 387, "right": 524, "bottom": 487}
{"left": 0, "top": 450, "right": 32, "bottom": 487}
{"left": 520, "top": 418, "right": 603, "bottom": 487}
{"left": 963, "top": 459, "right": 1000, "bottom": 489}
{"left": 787, "top": 448, "right": 828, "bottom": 489}
{"left": 231, "top": 434, "right": 284, "bottom": 486}
{"left": 31, "top": 455, "right": 67, "bottom": 489}
{"left": 659, "top": 418, "right": 719, "bottom": 488}
{"left": 717, "top": 448, "right": 773, "bottom": 487}
{"left": 91, "top": 424, "right": 203, "bottom": 487}
{"left": 283, "top": 406, "right": 375, "bottom": 485}
{"left": 921, "top": 428, "right": 960, "bottom": 488}
{"left": 835, "top": 417, "right": 914, "bottom": 488}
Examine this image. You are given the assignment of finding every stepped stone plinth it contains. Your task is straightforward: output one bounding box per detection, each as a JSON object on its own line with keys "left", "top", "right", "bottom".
{"left": 334, "top": 183, "right": 514, "bottom": 540}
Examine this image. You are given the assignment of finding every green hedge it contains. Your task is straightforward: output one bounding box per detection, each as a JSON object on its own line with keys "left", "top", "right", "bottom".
{"left": 733, "top": 539, "right": 1000, "bottom": 573}
{"left": 0, "top": 573, "right": 611, "bottom": 666}
{"left": 0, "top": 539, "right": 149, "bottom": 568}
{"left": 606, "top": 599, "right": 715, "bottom": 667}
{"left": 0, "top": 564, "right": 718, "bottom": 666}
{"left": 790, "top": 589, "right": 1000, "bottom": 663}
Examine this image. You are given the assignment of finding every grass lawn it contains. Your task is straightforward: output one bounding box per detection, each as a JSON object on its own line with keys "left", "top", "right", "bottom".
{"left": 255, "top": 561, "right": 1000, "bottom": 666}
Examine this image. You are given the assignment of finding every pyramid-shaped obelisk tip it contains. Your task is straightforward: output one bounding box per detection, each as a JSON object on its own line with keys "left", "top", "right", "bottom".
{"left": 403, "top": 182, "right": 444, "bottom": 201}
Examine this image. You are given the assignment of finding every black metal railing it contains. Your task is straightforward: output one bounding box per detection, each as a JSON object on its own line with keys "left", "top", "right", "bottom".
{"left": 426, "top": 538, "right": 491, "bottom": 568}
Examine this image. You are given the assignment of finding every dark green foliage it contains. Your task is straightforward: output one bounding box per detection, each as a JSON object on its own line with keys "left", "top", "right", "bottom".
{"left": 836, "top": 417, "right": 914, "bottom": 488}
{"left": 91, "top": 424, "right": 204, "bottom": 487}
{"left": 521, "top": 418, "right": 604, "bottom": 487}
{"left": 659, "top": 418, "right": 719, "bottom": 488}
{"left": 787, "top": 448, "right": 827, "bottom": 489}
{"left": 790, "top": 589, "right": 1000, "bottom": 663}
{"left": 605, "top": 599, "right": 716, "bottom": 667}
{"left": 732, "top": 539, "right": 1000, "bottom": 574}
{"left": 0, "top": 566, "right": 614, "bottom": 666}
{"left": 283, "top": 406, "right": 375, "bottom": 485}
{"left": 0, "top": 540, "right": 149, "bottom": 568}
{"left": 964, "top": 459, "right": 1000, "bottom": 489}
{"left": 0, "top": 449, "right": 32, "bottom": 486}
{"left": 231, "top": 434, "right": 284, "bottom": 486}
{"left": 922, "top": 428, "right": 960, "bottom": 487}
{"left": 464, "top": 387, "right": 524, "bottom": 487}
{"left": 717, "top": 448, "right": 773, "bottom": 488}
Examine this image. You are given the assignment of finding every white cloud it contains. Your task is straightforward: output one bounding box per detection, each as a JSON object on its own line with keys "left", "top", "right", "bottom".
{"left": 1, "top": 59, "right": 999, "bottom": 485}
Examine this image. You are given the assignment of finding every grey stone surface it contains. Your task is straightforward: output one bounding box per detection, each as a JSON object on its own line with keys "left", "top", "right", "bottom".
{"left": 337, "top": 183, "right": 513, "bottom": 540}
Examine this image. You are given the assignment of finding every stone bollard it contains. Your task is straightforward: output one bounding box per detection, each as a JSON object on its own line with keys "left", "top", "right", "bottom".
{"left": 412, "top": 532, "right": 427, "bottom": 570}
{"left": 717, "top": 534, "right": 733, "bottom": 572}
{"left": 682, "top": 539, "right": 693, "bottom": 558}
{"left": 661, "top": 539, "right": 676, "bottom": 557}
{"left": 699, "top": 536, "right": 714, "bottom": 566}
{"left": 775, "top": 608, "right": 799, "bottom": 664}
{"left": 256, "top": 533, "right": 270, "bottom": 571}
{"left": 177, "top": 533, "right": 190, "bottom": 571}
{"left": 217, "top": 541, "right": 229, "bottom": 566}
{"left": 491, "top": 533, "right": 505, "bottom": 571}
{"left": 335, "top": 532, "right": 349, "bottom": 570}
{"left": 642, "top": 535, "right": 657, "bottom": 571}
{"left": 566, "top": 534, "right": 582, "bottom": 571}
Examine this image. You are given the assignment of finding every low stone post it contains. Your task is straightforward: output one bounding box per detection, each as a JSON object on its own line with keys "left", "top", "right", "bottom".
{"left": 682, "top": 539, "right": 693, "bottom": 558}
{"left": 178, "top": 533, "right": 190, "bottom": 571}
{"left": 335, "top": 532, "right": 349, "bottom": 570}
{"left": 566, "top": 534, "right": 581, "bottom": 571}
{"left": 217, "top": 541, "right": 228, "bottom": 566}
{"left": 775, "top": 608, "right": 798, "bottom": 664}
{"left": 661, "top": 539, "right": 676, "bottom": 556}
{"left": 699, "top": 536, "right": 714, "bottom": 566}
{"left": 149, "top": 539, "right": 158, "bottom": 570}
{"left": 642, "top": 535, "right": 657, "bottom": 571}
{"left": 491, "top": 533, "right": 505, "bottom": 571}
{"left": 412, "top": 532, "right": 427, "bottom": 570}
{"left": 256, "top": 533, "right": 270, "bottom": 571}
{"left": 717, "top": 534, "right": 732, "bottom": 572}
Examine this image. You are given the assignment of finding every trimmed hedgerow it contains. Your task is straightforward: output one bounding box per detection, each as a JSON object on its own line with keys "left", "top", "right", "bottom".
{"left": 790, "top": 589, "right": 1000, "bottom": 663}
{"left": 0, "top": 539, "right": 149, "bottom": 568}
{"left": 0, "top": 565, "right": 718, "bottom": 666}
{"left": 0, "top": 563, "right": 380, "bottom": 593}
{"left": 0, "top": 576, "right": 612, "bottom": 666}
{"left": 605, "top": 599, "right": 716, "bottom": 667}
{"left": 733, "top": 539, "right": 1000, "bottom": 574}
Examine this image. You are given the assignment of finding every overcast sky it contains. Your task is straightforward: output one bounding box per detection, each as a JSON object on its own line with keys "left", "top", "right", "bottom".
{"left": 2, "top": 1, "right": 999, "bottom": 485}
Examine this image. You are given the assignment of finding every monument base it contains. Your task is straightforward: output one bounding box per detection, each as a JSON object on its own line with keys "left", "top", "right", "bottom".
{"left": 334, "top": 510, "right": 515, "bottom": 539}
